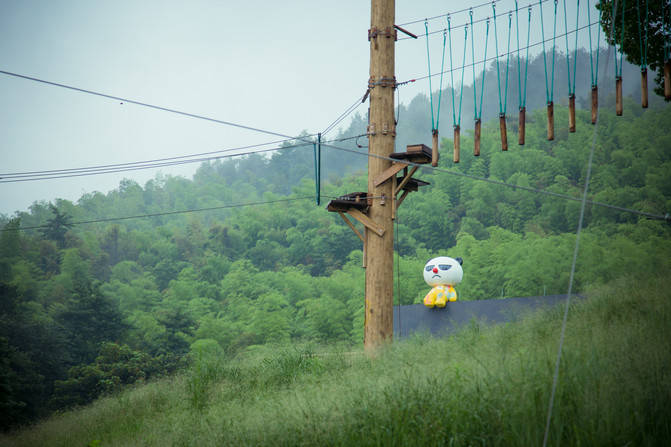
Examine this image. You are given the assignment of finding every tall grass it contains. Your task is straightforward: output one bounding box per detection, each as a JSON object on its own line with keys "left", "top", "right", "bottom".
{"left": 2, "top": 275, "right": 670, "bottom": 446}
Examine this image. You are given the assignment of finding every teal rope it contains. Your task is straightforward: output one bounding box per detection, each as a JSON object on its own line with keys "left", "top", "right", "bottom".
{"left": 478, "top": 20, "right": 490, "bottom": 120}
{"left": 436, "top": 30, "right": 447, "bottom": 129}
{"left": 614, "top": 0, "right": 626, "bottom": 78}
{"left": 666, "top": 0, "right": 671, "bottom": 61}
{"left": 471, "top": 11, "right": 490, "bottom": 120}
{"left": 636, "top": 0, "right": 648, "bottom": 70}
{"left": 515, "top": 1, "right": 522, "bottom": 108}
{"left": 494, "top": 5, "right": 503, "bottom": 113}
{"left": 523, "top": 7, "right": 532, "bottom": 108}
{"left": 563, "top": 0, "right": 580, "bottom": 95}
{"left": 563, "top": 0, "right": 572, "bottom": 93}
{"left": 448, "top": 15, "right": 457, "bottom": 126}
{"left": 540, "top": 0, "right": 551, "bottom": 103}
{"left": 313, "top": 135, "right": 321, "bottom": 206}
{"left": 550, "top": 0, "right": 558, "bottom": 102}
{"left": 470, "top": 10, "right": 477, "bottom": 118}
{"left": 425, "top": 21, "right": 435, "bottom": 130}
{"left": 494, "top": 6, "right": 513, "bottom": 115}
{"left": 587, "top": 1, "right": 602, "bottom": 86}
{"left": 572, "top": 1, "right": 579, "bottom": 95}
{"left": 457, "top": 26, "right": 468, "bottom": 126}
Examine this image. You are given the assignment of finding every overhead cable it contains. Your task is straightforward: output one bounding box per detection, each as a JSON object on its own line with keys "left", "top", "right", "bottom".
{"left": 1, "top": 196, "right": 314, "bottom": 232}
{"left": 0, "top": 70, "right": 315, "bottom": 144}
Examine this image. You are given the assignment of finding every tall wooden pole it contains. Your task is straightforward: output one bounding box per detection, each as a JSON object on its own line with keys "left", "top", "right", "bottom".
{"left": 365, "top": 0, "right": 395, "bottom": 352}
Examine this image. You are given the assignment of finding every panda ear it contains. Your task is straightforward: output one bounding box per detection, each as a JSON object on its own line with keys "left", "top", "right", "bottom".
{"left": 455, "top": 257, "right": 463, "bottom": 265}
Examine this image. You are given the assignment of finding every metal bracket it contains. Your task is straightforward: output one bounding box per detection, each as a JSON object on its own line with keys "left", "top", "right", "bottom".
{"left": 368, "top": 26, "right": 397, "bottom": 41}
{"left": 368, "top": 76, "right": 397, "bottom": 89}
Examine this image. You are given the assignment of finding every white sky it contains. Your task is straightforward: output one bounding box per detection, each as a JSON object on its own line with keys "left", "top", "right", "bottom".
{"left": 0, "top": 0, "right": 592, "bottom": 216}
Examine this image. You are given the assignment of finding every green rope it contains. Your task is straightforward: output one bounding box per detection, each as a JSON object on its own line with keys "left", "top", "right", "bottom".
{"left": 458, "top": 25, "right": 468, "bottom": 126}
{"left": 587, "top": 0, "right": 602, "bottom": 87}
{"left": 436, "top": 30, "right": 447, "bottom": 129}
{"left": 572, "top": 0, "right": 579, "bottom": 95}
{"left": 550, "top": 0, "right": 558, "bottom": 102}
{"left": 666, "top": 0, "right": 671, "bottom": 61}
{"left": 478, "top": 20, "right": 490, "bottom": 120}
{"left": 563, "top": 0, "right": 580, "bottom": 95}
{"left": 504, "top": 14, "right": 512, "bottom": 113}
{"left": 614, "top": 0, "right": 626, "bottom": 78}
{"left": 448, "top": 15, "right": 457, "bottom": 126}
{"left": 523, "top": 6, "right": 532, "bottom": 108}
{"left": 540, "top": 0, "right": 558, "bottom": 103}
{"left": 313, "top": 134, "right": 321, "bottom": 206}
{"left": 451, "top": 22, "right": 468, "bottom": 128}
{"left": 471, "top": 11, "right": 490, "bottom": 120}
{"left": 515, "top": 1, "right": 522, "bottom": 108}
{"left": 636, "top": 0, "right": 648, "bottom": 70}
{"left": 662, "top": 1, "right": 671, "bottom": 63}
{"left": 425, "top": 21, "right": 435, "bottom": 130}
{"left": 494, "top": 6, "right": 513, "bottom": 115}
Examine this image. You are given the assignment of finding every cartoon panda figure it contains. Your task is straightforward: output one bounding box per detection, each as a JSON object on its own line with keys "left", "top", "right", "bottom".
{"left": 423, "top": 256, "right": 463, "bottom": 308}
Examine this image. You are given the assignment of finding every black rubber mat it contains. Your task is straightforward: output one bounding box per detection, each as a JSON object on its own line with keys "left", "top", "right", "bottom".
{"left": 393, "top": 295, "right": 581, "bottom": 338}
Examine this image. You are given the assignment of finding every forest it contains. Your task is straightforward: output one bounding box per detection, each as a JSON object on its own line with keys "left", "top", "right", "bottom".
{"left": 1, "top": 47, "right": 670, "bottom": 431}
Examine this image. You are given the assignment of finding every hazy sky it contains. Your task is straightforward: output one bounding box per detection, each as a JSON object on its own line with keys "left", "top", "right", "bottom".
{"left": 0, "top": 0, "right": 593, "bottom": 216}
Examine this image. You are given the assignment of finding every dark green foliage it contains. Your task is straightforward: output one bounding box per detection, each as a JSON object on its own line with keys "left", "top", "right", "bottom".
{"left": 39, "top": 205, "right": 73, "bottom": 248}
{"left": 51, "top": 342, "right": 180, "bottom": 409}
{"left": 597, "top": 0, "right": 671, "bottom": 99}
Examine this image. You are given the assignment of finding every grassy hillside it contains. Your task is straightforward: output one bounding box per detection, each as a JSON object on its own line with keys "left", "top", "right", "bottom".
{"left": 3, "top": 274, "right": 669, "bottom": 446}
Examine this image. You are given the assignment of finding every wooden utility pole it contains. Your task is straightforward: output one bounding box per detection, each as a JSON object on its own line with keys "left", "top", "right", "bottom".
{"left": 364, "top": 0, "right": 395, "bottom": 352}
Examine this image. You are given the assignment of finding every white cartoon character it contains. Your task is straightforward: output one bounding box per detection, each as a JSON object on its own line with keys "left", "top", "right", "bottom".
{"left": 423, "top": 256, "right": 463, "bottom": 308}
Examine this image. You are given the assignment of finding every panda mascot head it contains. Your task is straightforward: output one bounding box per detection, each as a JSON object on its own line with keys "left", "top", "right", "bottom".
{"left": 423, "top": 256, "right": 463, "bottom": 287}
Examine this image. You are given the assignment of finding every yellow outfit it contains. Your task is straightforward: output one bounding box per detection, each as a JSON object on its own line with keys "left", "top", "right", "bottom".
{"left": 424, "top": 285, "right": 457, "bottom": 308}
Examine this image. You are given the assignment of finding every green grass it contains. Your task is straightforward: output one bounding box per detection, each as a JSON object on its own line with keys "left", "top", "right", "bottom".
{"left": 2, "top": 275, "right": 670, "bottom": 446}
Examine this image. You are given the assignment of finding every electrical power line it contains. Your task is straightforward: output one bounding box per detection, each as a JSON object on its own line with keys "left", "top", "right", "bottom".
{"left": 0, "top": 143, "right": 314, "bottom": 183}
{"left": 0, "top": 133, "right": 367, "bottom": 183}
{"left": 1, "top": 196, "right": 314, "bottom": 232}
{"left": 0, "top": 70, "right": 316, "bottom": 144}
{"left": 322, "top": 95, "right": 366, "bottom": 136}
{"left": 0, "top": 137, "right": 300, "bottom": 178}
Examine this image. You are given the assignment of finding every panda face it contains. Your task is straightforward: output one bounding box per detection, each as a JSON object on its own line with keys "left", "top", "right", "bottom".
{"left": 423, "top": 256, "right": 463, "bottom": 287}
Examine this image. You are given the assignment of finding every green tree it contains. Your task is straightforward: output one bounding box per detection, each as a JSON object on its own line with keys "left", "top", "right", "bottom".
{"left": 598, "top": 0, "right": 671, "bottom": 99}
{"left": 40, "top": 204, "right": 73, "bottom": 248}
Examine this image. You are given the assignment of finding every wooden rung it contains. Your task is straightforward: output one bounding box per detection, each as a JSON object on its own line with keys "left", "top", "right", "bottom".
{"left": 547, "top": 102, "right": 554, "bottom": 141}
{"left": 394, "top": 166, "right": 418, "bottom": 195}
{"left": 616, "top": 77, "right": 623, "bottom": 116}
{"left": 569, "top": 94, "right": 576, "bottom": 132}
{"left": 431, "top": 129, "right": 439, "bottom": 167}
{"left": 373, "top": 162, "right": 407, "bottom": 187}
{"left": 591, "top": 86, "right": 598, "bottom": 124}
{"left": 499, "top": 114, "right": 508, "bottom": 151}
{"left": 518, "top": 107, "right": 526, "bottom": 145}
{"left": 474, "top": 119, "right": 481, "bottom": 156}
{"left": 338, "top": 212, "right": 364, "bottom": 242}
{"left": 641, "top": 69, "right": 648, "bottom": 109}
{"left": 346, "top": 208, "right": 385, "bottom": 237}
{"left": 453, "top": 126, "right": 460, "bottom": 163}
{"left": 665, "top": 60, "right": 671, "bottom": 100}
